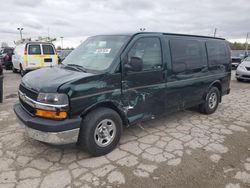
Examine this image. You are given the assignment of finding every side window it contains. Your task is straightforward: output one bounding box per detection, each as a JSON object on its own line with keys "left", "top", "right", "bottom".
{"left": 206, "top": 41, "right": 227, "bottom": 66}
{"left": 170, "top": 38, "right": 204, "bottom": 74}
{"left": 128, "top": 37, "right": 162, "bottom": 71}
{"left": 28, "top": 45, "right": 41, "bottom": 55}
{"left": 42, "top": 45, "right": 55, "bottom": 55}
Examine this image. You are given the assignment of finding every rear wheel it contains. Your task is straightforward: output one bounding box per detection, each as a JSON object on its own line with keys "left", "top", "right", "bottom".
{"left": 199, "top": 87, "right": 220, "bottom": 114}
{"left": 20, "top": 65, "right": 26, "bottom": 77}
{"left": 12, "top": 66, "right": 18, "bottom": 73}
{"left": 237, "top": 78, "right": 243, "bottom": 82}
{"left": 78, "top": 107, "right": 123, "bottom": 156}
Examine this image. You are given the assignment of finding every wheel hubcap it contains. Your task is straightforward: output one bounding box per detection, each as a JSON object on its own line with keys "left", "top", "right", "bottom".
{"left": 208, "top": 92, "right": 217, "bottom": 109}
{"left": 94, "top": 119, "right": 116, "bottom": 147}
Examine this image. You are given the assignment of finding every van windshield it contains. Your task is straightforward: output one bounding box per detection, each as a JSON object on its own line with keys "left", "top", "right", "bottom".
{"left": 62, "top": 35, "right": 129, "bottom": 71}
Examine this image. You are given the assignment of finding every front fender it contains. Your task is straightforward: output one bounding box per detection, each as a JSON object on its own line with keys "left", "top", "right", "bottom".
{"left": 80, "top": 100, "right": 129, "bottom": 127}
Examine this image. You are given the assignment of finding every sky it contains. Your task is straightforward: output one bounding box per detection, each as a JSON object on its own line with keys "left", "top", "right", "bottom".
{"left": 0, "top": 0, "right": 250, "bottom": 48}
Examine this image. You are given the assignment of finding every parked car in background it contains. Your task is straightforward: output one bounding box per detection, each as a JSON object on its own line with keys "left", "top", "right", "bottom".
{"left": 14, "top": 32, "right": 231, "bottom": 156}
{"left": 236, "top": 56, "right": 250, "bottom": 81}
{"left": 58, "top": 49, "right": 72, "bottom": 63}
{"left": 0, "top": 47, "right": 14, "bottom": 70}
{"left": 12, "top": 42, "right": 58, "bottom": 76}
{"left": 231, "top": 56, "right": 242, "bottom": 69}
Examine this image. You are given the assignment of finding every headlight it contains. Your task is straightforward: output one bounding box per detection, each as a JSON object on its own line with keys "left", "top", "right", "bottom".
{"left": 237, "top": 65, "right": 245, "bottom": 71}
{"left": 37, "top": 93, "right": 69, "bottom": 106}
{"left": 35, "top": 93, "right": 69, "bottom": 119}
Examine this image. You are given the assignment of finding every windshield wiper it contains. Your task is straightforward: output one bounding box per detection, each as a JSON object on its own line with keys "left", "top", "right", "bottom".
{"left": 65, "top": 64, "right": 87, "bottom": 72}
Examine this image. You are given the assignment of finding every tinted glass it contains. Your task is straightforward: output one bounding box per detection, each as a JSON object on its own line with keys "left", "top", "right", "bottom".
{"left": 245, "top": 56, "right": 250, "bottom": 61}
{"left": 128, "top": 37, "right": 162, "bottom": 71}
{"left": 63, "top": 35, "right": 128, "bottom": 71}
{"left": 28, "top": 45, "right": 41, "bottom": 55}
{"left": 3, "top": 48, "right": 13, "bottom": 54}
{"left": 42, "top": 45, "right": 55, "bottom": 55}
{"left": 206, "top": 40, "right": 227, "bottom": 66}
{"left": 170, "top": 38, "right": 204, "bottom": 73}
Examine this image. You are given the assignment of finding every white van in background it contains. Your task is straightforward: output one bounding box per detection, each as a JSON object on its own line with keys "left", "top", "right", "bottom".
{"left": 12, "top": 42, "right": 58, "bottom": 76}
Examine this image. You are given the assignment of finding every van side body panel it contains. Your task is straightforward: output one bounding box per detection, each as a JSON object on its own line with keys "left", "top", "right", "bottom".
{"left": 60, "top": 33, "right": 231, "bottom": 126}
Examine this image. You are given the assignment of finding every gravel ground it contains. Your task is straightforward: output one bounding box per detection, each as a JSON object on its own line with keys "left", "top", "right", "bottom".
{"left": 0, "top": 70, "right": 250, "bottom": 188}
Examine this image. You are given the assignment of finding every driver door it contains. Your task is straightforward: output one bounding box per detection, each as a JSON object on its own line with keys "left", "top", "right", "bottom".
{"left": 121, "top": 37, "right": 166, "bottom": 124}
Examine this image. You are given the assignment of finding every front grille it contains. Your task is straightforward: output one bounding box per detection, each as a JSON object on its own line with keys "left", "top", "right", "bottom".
{"left": 246, "top": 67, "right": 250, "bottom": 71}
{"left": 19, "top": 84, "right": 38, "bottom": 115}
{"left": 19, "top": 84, "right": 38, "bottom": 100}
{"left": 242, "top": 75, "right": 250, "bottom": 78}
{"left": 20, "top": 98, "right": 35, "bottom": 115}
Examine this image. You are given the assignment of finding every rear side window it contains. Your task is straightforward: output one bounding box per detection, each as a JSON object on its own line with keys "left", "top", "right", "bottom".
{"left": 42, "top": 45, "right": 55, "bottom": 55}
{"left": 170, "top": 38, "right": 204, "bottom": 73}
{"left": 28, "top": 45, "right": 41, "bottom": 55}
{"left": 206, "top": 40, "right": 228, "bottom": 66}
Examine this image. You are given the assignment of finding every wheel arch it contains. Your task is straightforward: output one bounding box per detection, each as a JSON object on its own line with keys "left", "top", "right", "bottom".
{"left": 206, "top": 80, "right": 222, "bottom": 102}
{"left": 80, "top": 100, "right": 129, "bottom": 127}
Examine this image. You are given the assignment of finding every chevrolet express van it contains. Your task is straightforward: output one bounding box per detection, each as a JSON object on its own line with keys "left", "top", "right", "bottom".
{"left": 14, "top": 32, "right": 231, "bottom": 156}
{"left": 12, "top": 42, "right": 58, "bottom": 76}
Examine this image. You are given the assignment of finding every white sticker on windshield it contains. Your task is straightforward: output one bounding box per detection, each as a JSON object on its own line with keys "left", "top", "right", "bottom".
{"left": 95, "top": 48, "right": 111, "bottom": 54}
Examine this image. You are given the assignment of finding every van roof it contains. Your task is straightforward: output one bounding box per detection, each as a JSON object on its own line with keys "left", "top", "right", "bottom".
{"left": 96, "top": 32, "right": 225, "bottom": 40}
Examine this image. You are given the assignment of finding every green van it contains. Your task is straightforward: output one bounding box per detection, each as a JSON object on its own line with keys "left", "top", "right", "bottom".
{"left": 14, "top": 32, "right": 231, "bottom": 156}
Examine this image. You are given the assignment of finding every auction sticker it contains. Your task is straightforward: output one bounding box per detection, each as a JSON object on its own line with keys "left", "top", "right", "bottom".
{"left": 95, "top": 48, "right": 111, "bottom": 54}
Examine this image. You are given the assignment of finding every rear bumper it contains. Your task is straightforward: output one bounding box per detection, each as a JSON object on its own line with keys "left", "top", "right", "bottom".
{"left": 14, "top": 103, "right": 81, "bottom": 144}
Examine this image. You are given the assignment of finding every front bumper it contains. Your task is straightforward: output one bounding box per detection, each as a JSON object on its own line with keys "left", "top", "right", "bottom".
{"left": 232, "top": 63, "right": 239, "bottom": 68}
{"left": 14, "top": 103, "right": 81, "bottom": 144}
{"left": 236, "top": 69, "right": 250, "bottom": 80}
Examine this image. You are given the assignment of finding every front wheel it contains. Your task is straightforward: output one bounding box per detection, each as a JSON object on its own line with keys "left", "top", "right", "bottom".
{"left": 78, "top": 107, "right": 123, "bottom": 156}
{"left": 199, "top": 87, "right": 220, "bottom": 114}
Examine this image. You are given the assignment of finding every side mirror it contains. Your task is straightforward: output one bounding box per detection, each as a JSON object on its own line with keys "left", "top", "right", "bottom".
{"left": 124, "top": 57, "right": 143, "bottom": 72}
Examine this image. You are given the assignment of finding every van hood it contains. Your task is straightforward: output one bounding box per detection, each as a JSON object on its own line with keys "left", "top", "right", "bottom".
{"left": 21, "top": 66, "right": 94, "bottom": 93}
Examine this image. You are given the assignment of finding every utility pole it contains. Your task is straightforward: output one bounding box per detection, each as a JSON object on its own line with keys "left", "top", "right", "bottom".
{"left": 48, "top": 28, "right": 50, "bottom": 42}
{"left": 17, "top": 27, "right": 23, "bottom": 40}
{"left": 213, "top": 28, "right": 217, "bottom": 37}
{"left": 60, "top": 36, "right": 64, "bottom": 49}
{"left": 245, "top": 32, "right": 249, "bottom": 56}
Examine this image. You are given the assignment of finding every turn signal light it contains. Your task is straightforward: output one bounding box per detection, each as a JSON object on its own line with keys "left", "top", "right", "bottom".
{"left": 35, "top": 109, "right": 67, "bottom": 119}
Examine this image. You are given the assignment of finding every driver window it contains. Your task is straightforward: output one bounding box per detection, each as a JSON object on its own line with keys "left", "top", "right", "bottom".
{"left": 128, "top": 37, "right": 162, "bottom": 71}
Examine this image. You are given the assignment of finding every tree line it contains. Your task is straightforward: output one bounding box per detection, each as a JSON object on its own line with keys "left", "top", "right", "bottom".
{"left": 229, "top": 42, "right": 249, "bottom": 50}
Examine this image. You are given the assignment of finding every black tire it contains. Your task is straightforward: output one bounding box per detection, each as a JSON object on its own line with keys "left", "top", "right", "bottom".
{"left": 12, "top": 66, "right": 18, "bottom": 73}
{"left": 20, "top": 65, "right": 26, "bottom": 77}
{"left": 237, "top": 78, "right": 243, "bottom": 82}
{"left": 78, "top": 107, "right": 123, "bottom": 156}
{"left": 199, "top": 87, "right": 220, "bottom": 114}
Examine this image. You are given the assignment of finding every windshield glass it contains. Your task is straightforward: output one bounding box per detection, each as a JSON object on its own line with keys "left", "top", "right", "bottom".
{"left": 245, "top": 56, "right": 250, "bottom": 61}
{"left": 3, "top": 49, "right": 13, "bottom": 54}
{"left": 63, "top": 35, "right": 129, "bottom": 71}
